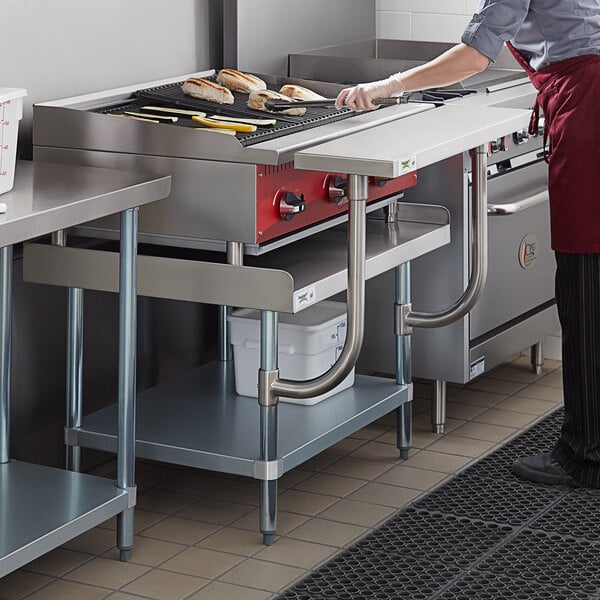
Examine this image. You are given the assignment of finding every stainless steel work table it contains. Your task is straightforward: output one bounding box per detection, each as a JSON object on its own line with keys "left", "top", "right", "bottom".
{"left": 0, "top": 161, "right": 171, "bottom": 576}
{"left": 22, "top": 103, "right": 530, "bottom": 545}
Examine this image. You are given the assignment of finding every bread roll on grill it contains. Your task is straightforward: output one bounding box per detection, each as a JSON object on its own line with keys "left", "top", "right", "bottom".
{"left": 181, "top": 78, "right": 234, "bottom": 104}
{"left": 279, "top": 84, "right": 326, "bottom": 101}
{"left": 247, "top": 89, "right": 306, "bottom": 116}
{"left": 217, "top": 69, "right": 267, "bottom": 94}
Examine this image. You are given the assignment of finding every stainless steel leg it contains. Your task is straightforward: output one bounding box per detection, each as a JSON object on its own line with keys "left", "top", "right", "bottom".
{"left": 530, "top": 341, "right": 544, "bottom": 375}
{"left": 66, "top": 288, "right": 83, "bottom": 472}
{"left": 396, "top": 262, "right": 412, "bottom": 459}
{"left": 259, "top": 310, "right": 278, "bottom": 546}
{"left": 116, "top": 208, "right": 139, "bottom": 562}
{"left": 218, "top": 242, "right": 244, "bottom": 362}
{"left": 0, "top": 246, "right": 12, "bottom": 464}
{"left": 431, "top": 380, "right": 446, "bottom": 434}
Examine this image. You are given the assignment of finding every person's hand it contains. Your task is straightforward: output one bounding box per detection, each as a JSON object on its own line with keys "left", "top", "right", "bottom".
{"left": 335, "top": 73, "right": 405, "bottom": 111}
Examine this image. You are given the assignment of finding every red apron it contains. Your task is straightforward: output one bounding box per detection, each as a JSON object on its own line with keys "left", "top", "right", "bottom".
{"left": 507, "top": 43, "right": 600, "bottom": 253}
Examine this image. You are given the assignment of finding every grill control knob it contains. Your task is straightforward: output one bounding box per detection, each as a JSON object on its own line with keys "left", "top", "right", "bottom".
{"left": 514, "top": 128, "right": 530, "bottom": 144}
{"left": 328, "top": 175, "right": 348, "bottom": 207}
{"left": 279, "top": 191, "right": 306, "bottom": 221}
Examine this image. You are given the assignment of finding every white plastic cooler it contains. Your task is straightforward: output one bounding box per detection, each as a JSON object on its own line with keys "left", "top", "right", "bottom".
{"left": 228, "top": 301, "right": 355, "bottom": 405}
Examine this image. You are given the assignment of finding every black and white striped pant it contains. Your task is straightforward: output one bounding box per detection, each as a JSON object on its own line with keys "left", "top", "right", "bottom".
{"left": 552, "top": 251, "right": 600, "bottom": 488}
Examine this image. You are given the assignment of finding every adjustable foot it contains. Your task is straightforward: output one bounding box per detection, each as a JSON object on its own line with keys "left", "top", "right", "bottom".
{"left": 262, "top": 533, "right": 276, "bottom": 546}
{"left": 399, "top": 448, "right": 410, "bottom": 460}
{"left": 119, "top": 548, "right": 132, "bottom": 562}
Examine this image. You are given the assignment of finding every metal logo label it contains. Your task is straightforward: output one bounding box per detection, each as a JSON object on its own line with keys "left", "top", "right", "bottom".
{"left": 294, "top": 285, "right": 316, "bottom": 311}
{"left": 519, "top": 233, "right": 539, "bottom": 269}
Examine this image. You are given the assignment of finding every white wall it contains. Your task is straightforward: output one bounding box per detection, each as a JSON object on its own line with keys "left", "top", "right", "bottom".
{"left": 376, "top": 0, "right": 479, "bottom": 42}
{"left": 2, "top": 0, "right": 221, "bottom": 157}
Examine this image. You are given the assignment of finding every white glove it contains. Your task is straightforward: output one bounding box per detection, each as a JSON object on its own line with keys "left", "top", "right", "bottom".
{"left": 335, "top": 73, "right": 405, "bottom": 111}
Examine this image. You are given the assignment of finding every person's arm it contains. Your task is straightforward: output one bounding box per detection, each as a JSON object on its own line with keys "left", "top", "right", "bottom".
{"left": 336, "top": 43, "right": 490, "bottom": 111}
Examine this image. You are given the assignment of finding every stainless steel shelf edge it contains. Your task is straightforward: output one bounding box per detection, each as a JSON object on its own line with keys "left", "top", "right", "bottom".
{"left": 0, "top": 162, "right": 171, "bottom": 249}
{"left": 0, "top": 461, "right": 128, "bottom": 578}
{"left": 72, "top": 363, "right": 412, "bottom": 478}
{"left": 23, "top": 204, "right": 449, "bottom": 313}
{"left": 294, "top": 104, "right": 530, "bottom": 177}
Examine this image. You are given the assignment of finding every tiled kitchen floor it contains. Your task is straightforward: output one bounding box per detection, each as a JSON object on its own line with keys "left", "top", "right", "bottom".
{"left": 0, "top": 355, "right": 564, "bottom": 600}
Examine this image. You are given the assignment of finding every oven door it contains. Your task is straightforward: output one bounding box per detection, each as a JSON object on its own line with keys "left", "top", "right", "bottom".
{"left": 469, "top": 157, "right": 554, "bottom": 341}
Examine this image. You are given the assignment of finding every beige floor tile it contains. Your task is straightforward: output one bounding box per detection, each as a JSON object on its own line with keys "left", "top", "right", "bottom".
{"left": 140, "top": 516, "right": 219, "bottom": 545}
{"left": 448, "top": 388, "right": 508, "bottom": 408}
{"left": 349, "top": 440, "right": 412, "bottom": 463}
{"left": 293, "top": 472, "right": 366, "bottom": 497}
{"left": 512, "top": 384, "right": 564, "bottom": 403}
{"left": 487, "top": 365, "right": 545, "bottom": 384}
{"left": 175, "top": 498, "right": 255, "bottom": 525}
{"left": 402, "top": 450, "right": 472, "bottom": 473}
{"left": 299, "top": 451, "right": 343, "bottom": 472}
{"left": 286, "top": 517, "right": 367, "bottom": 547}
{"left": 316, "top": 499, "right": 396, "bottom": 527}
{"left": 134, "top": 462, "right": 185, "bottom": 488}
{"left": 254, "top": 537, "right": 337, "bottom": 569}
{"left": 63, "top": 556, "right": 149, "bottom": 589}
{"left": 161, "top": 547, "right": 244, "bottom": 579}
{"left": 122, "top": 568, "right": 208, "bottom": 600}
{"left": 375, "top": 427, "right": 441, "bottom": 449}
{"left": 22, "top": 548, "right": 93, "bottom": 577}
{"left": 444, "top": 402, "right": 488, "bottom": 421}
{"left": 451, "top": 421, "right": 518, "bottom": 443}
{"left": 473, "top": 408, "right": 537, "bottom": 429}
{"left": 157, "top": 470, "right": 232, "bottom": 497}
{"left": 209, "top": 480, "right": 260, "bottom": 506}
{"left": 426, "top": 435, "right": 496, "bottom": 458}
{"left": 61, "top": 527, "right": 116, "bottom": 555}
{"left": 219, "top": 559, "right": 306, "bottom": 593}
{"left": 321, "top": 456, "right": 394, "bottom": 480}
{"left": 375, "top": 465, "right": 449, "bottom": 490}
{"left": 230, "top": 509, "right": 309, "bottom": 535}
{"left": 100, "top": 509, "right": 167, "bottom": 534}
{"left": 276, "top": 489, "right": 339, "bottom": 516}
{"left": 196, "top": 527, "right": 265, "bottom": 556}
{"left": 347, "top": 481, "right": 421, "bottom": 508}
{"left": 187, "top": 581, "right": 271, "bottom": 600}
{"left": 277, "top": 469, "right": 314, "bottom": 489}
{"left": 0, "top": 570, "right": 54, "bottom": 600}
{"left": 25, "top": 580, "right": 107, "bottom": 600}
{"left": 466, "top": 377, "right": 527, "bottom": 396}
{"left": 349, "top": 423, "right": 392, "bottom": 440}
{"left": 538, "top": 370, "right": 563, "bottom": 388}
{"left": 136, "top": 488, "right": 199, "bottom": 515}
{"left": 101, "top": 536, "right": 186, "bottom": 567}
{"left": 104, "top": 594, "right": 143, "bottom": 599}
{"left": 494, "top": 395, "right": 558, "bottom": 415}
{"left": 326, "top": 437, "right": 366, "bottom": 455}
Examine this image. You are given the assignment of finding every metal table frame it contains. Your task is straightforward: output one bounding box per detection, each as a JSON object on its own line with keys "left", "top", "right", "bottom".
{"left": 0, "top": 161, "right": 170, "bottom": 577}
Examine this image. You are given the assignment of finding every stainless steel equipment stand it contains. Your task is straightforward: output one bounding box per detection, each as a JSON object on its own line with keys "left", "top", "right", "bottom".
{"left": 0, "top": 161, "right": 170, "bottom": 577}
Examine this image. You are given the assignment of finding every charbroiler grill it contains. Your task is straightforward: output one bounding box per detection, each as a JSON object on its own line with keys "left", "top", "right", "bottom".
{"left": 33, "top": 73, "right": 427, "bottom": 253}
{"left": 28, "top": 69, "right": 529, "bottom": 546}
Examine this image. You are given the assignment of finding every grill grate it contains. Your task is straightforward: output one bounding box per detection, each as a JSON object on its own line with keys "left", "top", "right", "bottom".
{"left": 112, "top": 79, "right": 359, "bottom": 146}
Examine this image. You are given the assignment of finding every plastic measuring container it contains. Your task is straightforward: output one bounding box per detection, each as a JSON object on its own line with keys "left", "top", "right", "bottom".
{"left": 0, "top": 88, "right": 27, "bottom": 199}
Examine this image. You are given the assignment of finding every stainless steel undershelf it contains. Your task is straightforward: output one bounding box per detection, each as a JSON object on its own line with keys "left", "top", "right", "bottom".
{"left": 0, "top": 461, "right": 128, "bottom": 578}
{"left": 23, "top": 203, "right": 450, "bottom": 313}
{"left": 73, "top": 362, "right": 411, "bottom": 477}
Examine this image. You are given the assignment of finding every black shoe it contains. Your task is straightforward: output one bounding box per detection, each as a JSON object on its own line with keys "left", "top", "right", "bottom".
{"left": 512, "top": 453, "right": 583, "bottom": 487}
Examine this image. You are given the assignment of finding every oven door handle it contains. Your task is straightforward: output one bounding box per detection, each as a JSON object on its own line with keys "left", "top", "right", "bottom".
{"left": 487, "top": 190, "right": 548, "bottom": 216}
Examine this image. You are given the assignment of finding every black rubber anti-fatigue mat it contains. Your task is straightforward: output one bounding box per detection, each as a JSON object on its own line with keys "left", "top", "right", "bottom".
{"left": 276, "top": 407, "right": 600, "bottom": 600}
